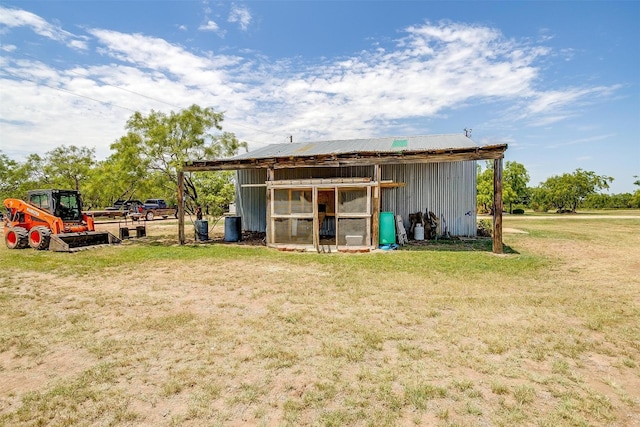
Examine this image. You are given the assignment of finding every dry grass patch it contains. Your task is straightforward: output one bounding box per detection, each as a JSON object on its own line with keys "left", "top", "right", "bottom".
{"left": 0, "top": 214, "right": 639, "bottom": 426}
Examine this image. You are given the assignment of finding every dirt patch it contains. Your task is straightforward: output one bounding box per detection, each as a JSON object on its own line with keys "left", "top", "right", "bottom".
{"left": 1, "top": 215, "right": 639, "bottom": 426}
{"left": 0, "top": 345, "right": 93, "bottom": 395}
{"left": 503, "top": 227, "right": 528, "bottom": 234}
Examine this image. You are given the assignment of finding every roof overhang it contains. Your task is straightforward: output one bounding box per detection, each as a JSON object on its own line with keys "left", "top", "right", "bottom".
{"left": 183, "top": 144, "right": 508, "bottom": 172}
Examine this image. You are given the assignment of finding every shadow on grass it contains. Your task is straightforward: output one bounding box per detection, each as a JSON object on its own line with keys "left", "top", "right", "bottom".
{"left": 133, "top": 234, "right": 266, "bottom": 249}
{"left": 398, "top": 238, "right": 519, "bottom": 254}
{"left": 130, "top": 234, "right": 519, "bottom": 254}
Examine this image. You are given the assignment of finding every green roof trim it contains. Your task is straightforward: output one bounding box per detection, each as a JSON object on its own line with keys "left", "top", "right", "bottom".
{"left": 391, "top": 139, "right": 408, "bottom": 148}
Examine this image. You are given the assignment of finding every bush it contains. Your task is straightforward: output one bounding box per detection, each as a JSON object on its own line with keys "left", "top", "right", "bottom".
{"left": 477, "top": 219, "right": 492, "bottom": 237}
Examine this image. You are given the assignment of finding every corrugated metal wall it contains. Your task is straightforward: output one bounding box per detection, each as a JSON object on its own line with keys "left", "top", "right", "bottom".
{"left": 380, "top": 161, "right": 477, "bottom": 237}
{"left": 235, "top": 169, "right": 267, "bottom": 232}
{"left": 236, "top": 161, "right": 477, "bottom": 236}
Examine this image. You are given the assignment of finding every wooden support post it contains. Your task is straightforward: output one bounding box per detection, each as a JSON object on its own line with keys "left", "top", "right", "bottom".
{"left": 265, "top": 167, "right": 274, "bottom": 246}
{"left": 178, "top": 170, "right": 185, "bottom": 245}
{"left": 493, "top": 157, "right": 503, "bottom": 254}
{"left": 313, "top": 187, "right": 319, "bottom": 249}
{"left": 372, "top": 164, "right": 381, "bottom": 248}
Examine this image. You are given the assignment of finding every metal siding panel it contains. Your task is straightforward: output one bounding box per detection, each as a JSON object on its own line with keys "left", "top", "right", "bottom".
{"left": 236, "top": 169, "right": 267, "bottom": 232}
{"left": 237, "top": 161, "right": 477, "bottom": 236}
{"left": 380, "top": 161, "right": 476, "bottom": 237}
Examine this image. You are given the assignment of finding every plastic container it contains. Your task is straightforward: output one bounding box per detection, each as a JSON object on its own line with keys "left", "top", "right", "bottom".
{"left": 194, "top": 220, "right": 208, "bottom": 241}
{"left": 345, "top": 235, "right": 363, "bottom": 246}
{"left": 414, "top": 224, "right": 425, "bottom": 241}
{"left": 379, "top": 212, "right": 396, "bottom": 245}
{"left": 224, "top": 216, "right": 242, "bottom": 242}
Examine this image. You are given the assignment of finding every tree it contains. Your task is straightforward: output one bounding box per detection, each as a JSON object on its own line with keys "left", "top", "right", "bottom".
{"left": 82, "top": 135, "right": 154, "bottom": 209}
{"left": 476, "top": 162, "right": 494, "bottom": 213}
{"left": 82, "top": 159, "right": 146, "bottom": 209}
{"left": 583, "top": 192, "right": 637, "bottom": 209}
{"left": 504, "top": 161, "right": 530, "bottom": 213}
{"left": 532, "top": 169, "right": 613, "bottom": 213}
{"left": 41, "top": 145, "right": 96, "bottom": 191}
{"left": 0, "top": 151, "right": 20, "bottom": 201}
{"left": 476, "top": 161, "right": 530, "bottom": 213}
{"left": 190, "top": 171, "right": 236, "bottom": 217}
{"left": 0, "top": 151, "right": 50, "bottom": 200}
{"left": 631, "top": 176, "right": 640, "bottom": 208}
{"left": 111, "top": 105, "right": 247, "bottom": 211}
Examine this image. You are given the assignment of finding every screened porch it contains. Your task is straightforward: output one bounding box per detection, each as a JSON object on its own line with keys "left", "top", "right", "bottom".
{"left": 266, "top": 178, "right": 375, "bottom": 251}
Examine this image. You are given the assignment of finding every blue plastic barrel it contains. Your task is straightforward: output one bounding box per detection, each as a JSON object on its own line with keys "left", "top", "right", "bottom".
{"left": 379, "top": 212, "right": 396, "bottom": 245}
{"left": 194, "top": 220, "right": 208, "bottom": 241}
{"left": 224, "top": 216, "right": 242, "bottom": 242}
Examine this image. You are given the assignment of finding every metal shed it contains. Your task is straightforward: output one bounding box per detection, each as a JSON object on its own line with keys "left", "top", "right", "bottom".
{"left": 180, "top": 133, "right": 507, "bottom": 253}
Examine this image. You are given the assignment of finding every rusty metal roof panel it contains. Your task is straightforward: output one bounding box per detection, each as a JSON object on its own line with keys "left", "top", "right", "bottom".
{"left": 232, "top": 134, "right": 479, "bottom": 160}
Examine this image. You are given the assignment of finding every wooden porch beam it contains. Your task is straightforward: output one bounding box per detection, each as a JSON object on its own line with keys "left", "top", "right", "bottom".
{"left": 182, "top": 145, "right": 508, "bottom": 172}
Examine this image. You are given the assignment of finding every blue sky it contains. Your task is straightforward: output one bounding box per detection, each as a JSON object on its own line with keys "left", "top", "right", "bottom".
{"left": 1, "top": 1, "right": 638, "bottom": 193}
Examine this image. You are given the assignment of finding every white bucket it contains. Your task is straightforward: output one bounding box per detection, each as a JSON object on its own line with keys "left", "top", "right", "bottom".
{"left": 414, "top": 224, "right": 425, "bottom": 241}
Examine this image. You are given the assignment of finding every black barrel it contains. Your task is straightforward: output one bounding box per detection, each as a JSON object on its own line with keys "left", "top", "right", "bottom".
{"left": 224, "top": 216, "right": 242, "bottom": 242}
{"left": 194, "top": 220, "right": 209, "bottom": 241}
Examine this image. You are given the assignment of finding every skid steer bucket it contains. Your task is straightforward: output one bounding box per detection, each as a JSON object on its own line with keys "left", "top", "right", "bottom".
{"left": 49, "top": 231, "right": 121, "bottom": 252}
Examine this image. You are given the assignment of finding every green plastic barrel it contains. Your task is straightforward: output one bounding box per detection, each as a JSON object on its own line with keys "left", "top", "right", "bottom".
{"left": 379, "top": 212, "right": 396, "bottom": 245}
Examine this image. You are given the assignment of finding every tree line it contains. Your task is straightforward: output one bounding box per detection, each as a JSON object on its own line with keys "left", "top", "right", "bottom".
{"left": 1, "top": 104, "right": 638, "bottom": 214}
{"left": 477, "top": 161, "right": 640, "bottom": 213}
{"left": 0, "top": 105, "right": 247, "bottom": 216}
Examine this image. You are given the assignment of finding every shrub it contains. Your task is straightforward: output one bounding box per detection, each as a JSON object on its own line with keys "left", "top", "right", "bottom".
{"left": 477, "top": 219, "right": 492, "bottom": 237}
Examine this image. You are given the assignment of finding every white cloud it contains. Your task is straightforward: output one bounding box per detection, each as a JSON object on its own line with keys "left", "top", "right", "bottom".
{"left": 228, "top": 5, "right": 252, "bottom": 31}
{"left": 528, "top": 89, "right": 589, "bottom": 114}
{"left": 546, "top": 133, "right": 617, "bottom": 149}
{"left": 519, "top": 85, "right": 620, "bottom": 127}
{"left": 198, "top": 20, "right": 219, "bottom": 32}
{"left": 0, "top": 10, "right": 622, "bottom": 161}
{"left": 0, "top": 6, "right": 87, "bottom": 50}
{"left": 87, "top": 29, "right": 245, "bottom": 98}
{"left": 247, "top": 21, "right": 554, "bottom": 137}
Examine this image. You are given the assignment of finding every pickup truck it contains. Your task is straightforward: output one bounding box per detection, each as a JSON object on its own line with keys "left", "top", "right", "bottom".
{"left": 141, "top": 199, "right": 177, "bottom": 221}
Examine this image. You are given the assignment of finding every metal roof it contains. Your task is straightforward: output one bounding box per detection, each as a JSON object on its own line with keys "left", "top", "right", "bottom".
{"left": 232, "top": 133, "right": 480, "bottom": 160}
{"left": 183, "top": 133, "right": 507, "bottom": 171}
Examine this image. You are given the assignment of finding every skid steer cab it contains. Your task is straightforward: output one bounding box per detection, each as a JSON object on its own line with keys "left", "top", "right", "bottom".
{"left": 3, "top": 189, "right": 121, "bottom": 252}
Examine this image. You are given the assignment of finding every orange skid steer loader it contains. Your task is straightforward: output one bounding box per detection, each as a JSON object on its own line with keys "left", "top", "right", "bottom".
{"left": 3, "top": 189, "right": 120, "bottom": 252}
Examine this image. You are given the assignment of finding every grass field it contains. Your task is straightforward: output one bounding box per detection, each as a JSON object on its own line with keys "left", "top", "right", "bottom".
{"left": 1, "top": 213, "right": 639, "bottom": 426}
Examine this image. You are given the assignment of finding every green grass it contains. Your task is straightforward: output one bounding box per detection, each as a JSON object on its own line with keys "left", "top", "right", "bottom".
{"left": 486, "top": 208, "right": 640, "bottom": 216}
{"left": 0, "top": 236, "right": 547, "bottom": 285}
{"left": 0, "top": 215, "right": 638, "bottom": 426}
